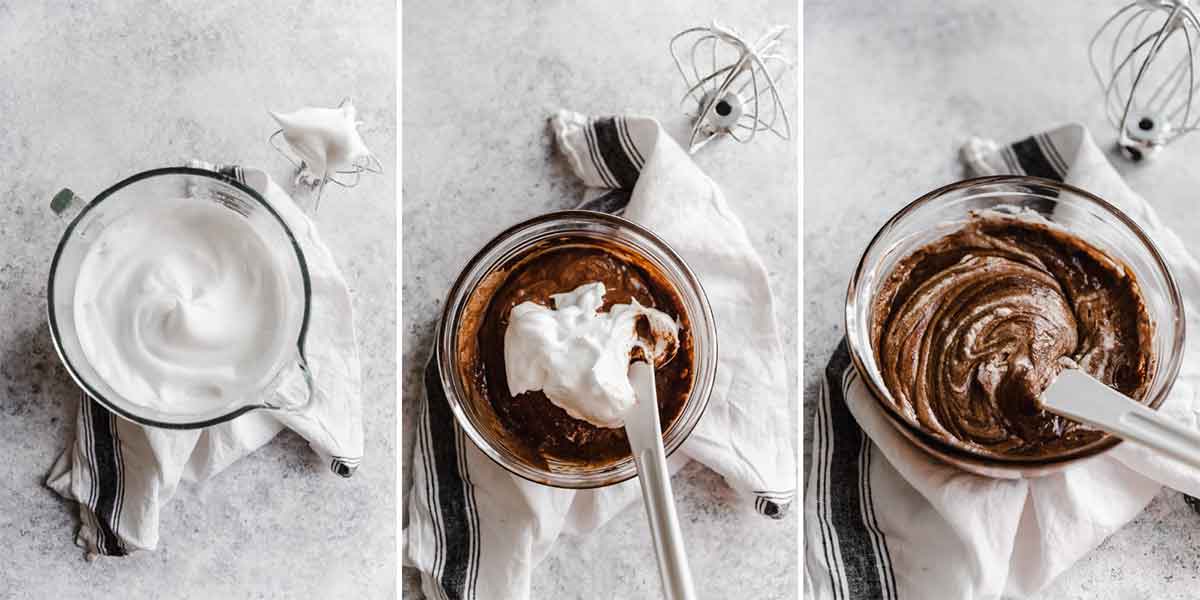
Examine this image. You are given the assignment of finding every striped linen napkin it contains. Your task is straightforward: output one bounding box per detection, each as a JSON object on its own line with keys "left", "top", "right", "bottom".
{"left": 45, "top": 162, "right": 364, "bottom": 557}
{"left": 404, "top": 110, "right": 796, "bottom": 600}
{"left": 805, "top": 124, "right": 1200, "bottom": 599}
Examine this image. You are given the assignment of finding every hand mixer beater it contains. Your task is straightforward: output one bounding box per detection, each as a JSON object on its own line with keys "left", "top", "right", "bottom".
{"left": 1091, "top": 0, "right": 1200, "bottom": 161}
{"left": 269, "top": 97, "right": 383, "bottom": 213}
{"left": 670, "top": 21, "right": 793, "bottom": 154}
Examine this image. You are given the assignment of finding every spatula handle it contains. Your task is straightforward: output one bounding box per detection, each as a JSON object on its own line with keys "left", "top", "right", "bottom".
{"left": 628, "top": 362, "right": 696, "bottom": 600}
{"left": 1117, "top": 406, "right": 1200, "bottom": 469}
{"left": 1044, "top": 369, "right": 1200, "bottom": 470}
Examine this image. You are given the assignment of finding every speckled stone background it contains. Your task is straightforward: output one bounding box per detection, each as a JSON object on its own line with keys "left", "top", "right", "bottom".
{"left": 402, "top": 1, "right": 798, "bottom": 598}
{"left": 0, "top": 2, "right": 395, "bottom": 599}
{"left": 806, "top": 1, "right": 1200, "bottom": 597}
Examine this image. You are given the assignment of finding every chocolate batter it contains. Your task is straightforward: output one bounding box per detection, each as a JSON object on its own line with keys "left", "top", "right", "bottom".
{"left": 462, "top": 241, "right": 694, "bottom": 466}
{"left": 870, "top": 213, "right": 1155, "bottom": 460}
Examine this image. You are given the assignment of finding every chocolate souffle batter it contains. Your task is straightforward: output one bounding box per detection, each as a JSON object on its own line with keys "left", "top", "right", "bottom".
{"left": 463, "top": 241, "right": 694, "bottom": 465}
{"left": 870, "top": 212, "right": 1155, "bottom": 460}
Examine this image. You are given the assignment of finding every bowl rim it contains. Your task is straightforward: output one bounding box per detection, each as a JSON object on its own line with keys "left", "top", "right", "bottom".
{"left": 435, "top": 209, "right": 718, "bottom": 489}
{"left": 46, "top": 166, "right": 314, "bottom": 429}
{"left": 844, "top": 174, "right": 1187, "bottom": 472}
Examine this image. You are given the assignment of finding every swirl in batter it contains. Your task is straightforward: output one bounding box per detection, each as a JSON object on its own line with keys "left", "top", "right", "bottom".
{"left": 74, "top": 199, "right": 292, "bottom": 415}
{"left": 870, "top": 213, "right": 1155, "bottom": 459}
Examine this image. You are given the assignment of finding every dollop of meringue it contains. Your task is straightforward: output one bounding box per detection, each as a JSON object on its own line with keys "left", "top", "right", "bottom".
{"left": 503, "top": 282, "right": 679, "bottom": 428}
{"left": 270, "top": 100, "right": 373, "bottom": 181}
{"left": 73, "top": 199, "right": 293, "bottom": 414}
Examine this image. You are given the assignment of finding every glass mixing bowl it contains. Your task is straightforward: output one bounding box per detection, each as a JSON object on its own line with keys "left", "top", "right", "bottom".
{"left": 845, "top": 175, "right": 1186, "bottom": 478}
{"left": 437, "top": 210, "right": 718, "bottom": 489}
{"left": 48, "top": 167, "right": 317, "bottom": 429}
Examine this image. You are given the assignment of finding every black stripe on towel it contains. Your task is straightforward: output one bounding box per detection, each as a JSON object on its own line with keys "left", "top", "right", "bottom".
{"left": 814, "top": 351, "right": 843, "bottom": 599}
{"left": 1184, "top": 494, "right": 1200, "bottom": 515}
{"left": 1035, "top": 133, "right": 1069, "bottom": 178}
{"left": 754, "top": 489, "right": 794, "bottom": 519}
{"left": 1007, "top": 136, "right": 1061, "bottom": 214}
{"left": 857, "top": 400, "right": 897, "bottom": 600}
{"left": 418, "top": 384, "right": 446, "bottom": 597}
{"left": 583, "top": 118, "right": 617, "bottom": 188}
{"left": 424, "top": 359, "right": 474, "bottom": 600}
{"left": 822, "top": 339, "right": 884, "bottom": 599}
{"left": 617, "top": 117, "right": 645, "bottom": 169}
{"left": 86, "top": 397, "right": 126, "bottom": 556}
{"left": 754, "top": 489, "right": 796, "bottom": 499}
{"left": 331, "top": 456, "right": 360, "bottom": 478}
{"left": 1011, "top": 136, "right": 1063, "bottom": 182}
{"left": 756, "top": 496, "right": 790, "bottom": 519}
{"left": 593, "top": 117, "right": 640, "bottom": 188}
{"left": 80, "top": 396, "right": 100, "bottom": 553}
{"left": 110, "top": 403, "right": 127, "bottom": 555}
{"left": 455, "top": 428, "right": 481, "bottom": 599}
{"left": 998, "top": 145, "right": 1023, "bottom": 177}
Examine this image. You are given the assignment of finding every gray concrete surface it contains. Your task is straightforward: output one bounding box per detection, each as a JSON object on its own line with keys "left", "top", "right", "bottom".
{"left": 0, "top": 2, "right": 396, "bottom": 598}
{"left": 402, "top": 1, "right": 798, "bottom": 598}
{"left": 805, "top": 1, "right": 1200, "bottom": 598}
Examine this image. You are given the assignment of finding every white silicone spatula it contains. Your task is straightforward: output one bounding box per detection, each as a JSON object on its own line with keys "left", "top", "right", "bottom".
{"left": 1042, "top": 369, "right": 1200, "bottom": 469}
{"left": 625, "top": 361, "right": 697, "bottom": 600}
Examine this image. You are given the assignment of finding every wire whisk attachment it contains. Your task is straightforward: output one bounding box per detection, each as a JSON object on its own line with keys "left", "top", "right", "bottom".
{"left": 269, "top": 97, "right": 383, "bottom": 213}
{"left": 1090, "top": 0, "right": 1200, "bottom": 161}
{"left": 670, "top": 21, "right": 792, "bottom": 154}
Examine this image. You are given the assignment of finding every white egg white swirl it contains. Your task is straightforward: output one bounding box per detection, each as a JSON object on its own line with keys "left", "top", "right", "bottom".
{"left": 74, "top": 200, "right": 292, "bottom": 415}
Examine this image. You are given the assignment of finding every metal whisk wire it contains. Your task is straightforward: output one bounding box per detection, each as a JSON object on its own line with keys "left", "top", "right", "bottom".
{"left": 1090, "top": 0, "right": 1200, "bottom": 160}
{"left": 670, "top": 22, "right": 792, "bottom": 154}
{"left": 268, "top": 96, "right": 384, "bottom": 213}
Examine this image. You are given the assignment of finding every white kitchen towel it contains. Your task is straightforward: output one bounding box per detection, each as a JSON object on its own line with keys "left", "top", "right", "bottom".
{"left": 404, "top": 111, "right": 795, "bottom": 599}
{"left": 46, "top": 163, "right": 363, "bottom": 557}
{"left": 805, "top": 123, "right": 1200, "bottom": 600}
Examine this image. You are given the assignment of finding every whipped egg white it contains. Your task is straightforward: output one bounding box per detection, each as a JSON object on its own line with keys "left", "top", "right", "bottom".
{"left": 503, "top": 282, "right": 679, "bottom": 428}
{"left": 73, "top": 199, "right": 293, "bottom": 415}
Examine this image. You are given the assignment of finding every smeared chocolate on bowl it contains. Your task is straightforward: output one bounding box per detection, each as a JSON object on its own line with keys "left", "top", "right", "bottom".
{"left": 457, "top": 238, "right": 694, "bottom": 467}
{"left": 870, "top": 212, "right": 1156, "bottom": 460}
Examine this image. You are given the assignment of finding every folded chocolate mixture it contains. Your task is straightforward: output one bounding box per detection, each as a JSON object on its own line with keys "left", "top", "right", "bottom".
{"left": 870, "top": 213, "right": 1155, "bottom": 460}
{"left": 463, "top": 242, "right": 694, "bottom": 465}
